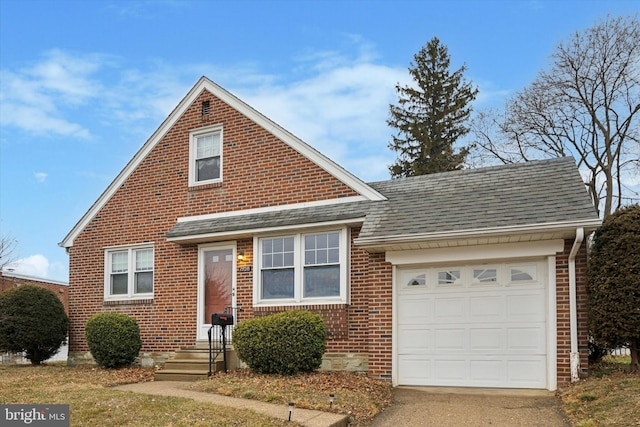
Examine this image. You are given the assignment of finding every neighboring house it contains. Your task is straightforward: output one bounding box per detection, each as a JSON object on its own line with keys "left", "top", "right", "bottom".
{"left": 0, "top": 271, "right": 69, "bottom": 363}
{"left": 60, "top": 76, "right": 601, "bottom": 390}
{"left": 0, "top": 271, "right": 69, "bottom": 314}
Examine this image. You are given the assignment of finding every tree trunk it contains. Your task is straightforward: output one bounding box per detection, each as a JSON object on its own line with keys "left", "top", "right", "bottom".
{"left": 631, "top": 340, "right": 640, "bottom": 373}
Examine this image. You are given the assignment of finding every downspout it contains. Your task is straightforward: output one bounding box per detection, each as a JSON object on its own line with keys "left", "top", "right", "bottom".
{"left": 569, "top": 227, "right": 584, "bottom": 382}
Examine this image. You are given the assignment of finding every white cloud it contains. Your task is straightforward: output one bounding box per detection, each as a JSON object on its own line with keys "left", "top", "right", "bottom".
{"left": 3, "top": 254, "right": 67, "bottom": 282}
{"left": 34, "top": 172, "right": 48, "bottom": 183}
{"left": 0, "top": 40, "right": 410, "bottom": 181}
{"left": 4, "top": 254, "right": 50, "bottom": 279}
{"left": 236, "top": 56, "right": 408, "bottom": 181}
{"left": 0, "top": 50, "right": 110, "bottom": 138}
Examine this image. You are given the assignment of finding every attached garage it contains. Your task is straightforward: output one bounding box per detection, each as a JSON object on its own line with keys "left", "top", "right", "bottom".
{"left": 396, "top": 260, "right": 549, "bottom": 388}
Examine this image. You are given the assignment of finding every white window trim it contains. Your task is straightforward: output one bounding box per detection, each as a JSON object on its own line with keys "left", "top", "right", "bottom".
{"left": 104, "top": 243, "right": 154, "bottom": 301}
{"left": 253, "top": 227, "right": 349, "bottom": 306}
{"left": 189, "top": 125, "right": 223, "bottom": 187}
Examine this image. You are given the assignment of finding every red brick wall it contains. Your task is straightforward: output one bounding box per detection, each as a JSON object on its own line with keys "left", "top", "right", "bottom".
{"left": 68, "top": 89, "right": 359, "bottom": 355}
{"left": 556, "top": 239, "right": 589, "bottom": 386}
{"left": 0, "top": 272, "right": 69, "bottom": 314}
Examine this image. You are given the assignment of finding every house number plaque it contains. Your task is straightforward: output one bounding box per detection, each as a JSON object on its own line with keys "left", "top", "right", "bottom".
{"left": 238, "top": 266, "right": 252, "bottom": 272}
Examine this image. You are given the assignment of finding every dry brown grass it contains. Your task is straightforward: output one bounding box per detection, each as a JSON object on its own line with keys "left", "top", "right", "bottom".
{"left": 558, "top": 356, "right": 640, "bottom": 427}
{"left": 189, "top": 369, "right": 393, "bottom": 426}
{"left": 0, "top": 364, "right": 300, "bottom": 426}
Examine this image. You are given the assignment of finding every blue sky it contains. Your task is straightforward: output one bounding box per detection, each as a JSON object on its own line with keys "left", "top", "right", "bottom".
{"left": 0, "top": 0, "right": 636, "bottom": 282}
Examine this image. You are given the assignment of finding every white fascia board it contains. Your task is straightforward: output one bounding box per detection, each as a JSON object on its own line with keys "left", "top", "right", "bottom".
{"left": 386, "top": 240, "right": 565, "bottom": 265}
{"left": 59, "top": 76, "right": 385, "bottom": 248}
{"left": 176, "top": 196, "right": 367, "bottom": 223}
{"left": 167, "top": 217, "right": 366, "bottom": 244}
{"left": 354, "top": 219, "right": 602, "bottom": 249}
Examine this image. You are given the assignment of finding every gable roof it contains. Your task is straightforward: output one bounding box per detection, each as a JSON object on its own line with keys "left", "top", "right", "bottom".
{"left": 355, "top": 157, "right": 601, "bottom": 250}
{"left": 59, "top": 76, "right": 385, "bottom": 249}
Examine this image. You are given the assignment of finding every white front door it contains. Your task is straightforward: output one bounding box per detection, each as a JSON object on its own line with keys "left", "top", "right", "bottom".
{"left": 197, "top": 243, "right": 236, "bottom": 341}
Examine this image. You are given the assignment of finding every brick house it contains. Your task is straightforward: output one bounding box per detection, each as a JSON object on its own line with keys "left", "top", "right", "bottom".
{"left": 60, "top": 76, "right": 600, "bottom": 390}
{"left": 0, "top": 271, "right": 68, "bottom": 314}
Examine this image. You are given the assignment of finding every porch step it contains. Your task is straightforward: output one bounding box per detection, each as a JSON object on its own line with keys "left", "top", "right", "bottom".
{"left": 154, "top": 348, "right": 235, "bottom": 382}
{"left": 154, "top": 369, "right": 210, "bottom": 382}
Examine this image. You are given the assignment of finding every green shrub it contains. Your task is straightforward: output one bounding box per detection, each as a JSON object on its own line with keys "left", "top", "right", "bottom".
{"left": 0, "top": 285, "right": 69, "bottom": 365}
{"left": 85, "top": 312, "right": 142, "bottom": 368}
{"left": 233, "top": 310, "right": 326, "bottom": 375}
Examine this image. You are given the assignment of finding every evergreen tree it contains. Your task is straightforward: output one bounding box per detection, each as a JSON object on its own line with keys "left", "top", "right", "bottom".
{"left": 587, "top": 204, "right": 640, "bottom": 372}
{"left": 389, "top": 37, "right": 478, "bottom": 177}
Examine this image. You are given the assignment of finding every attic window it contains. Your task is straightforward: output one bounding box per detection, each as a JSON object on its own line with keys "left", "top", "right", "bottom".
{"left": 202, "top": 101, "right": 210, "bottom": 116}
{"left": 189, "top": 125, "right": 223, "bottom": 186}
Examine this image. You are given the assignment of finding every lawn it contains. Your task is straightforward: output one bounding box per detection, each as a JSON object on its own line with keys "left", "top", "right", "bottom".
{"left": 5, "top": 358, "right": 636, "bottom": 427}
{"left": 558, "top": 356, "right": 640, "bottom": 427}
{"left": 0, "top": 364, "right": 301, "bottom": 426}
{"left": 0, "top": 364, "right": 392, "bottom": 427}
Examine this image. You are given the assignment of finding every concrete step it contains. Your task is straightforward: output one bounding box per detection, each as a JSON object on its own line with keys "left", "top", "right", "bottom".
{"left": 154, "top": 349, "right": 236, "bottom": 381}
{"left": 172, "top": 349, "right": 215, "bottom": 360}
{"left": 164, "top": 359, "right": 211, "bottom": 371}
{"left": 154, "top": 370, "right": 210, "bottom": 382}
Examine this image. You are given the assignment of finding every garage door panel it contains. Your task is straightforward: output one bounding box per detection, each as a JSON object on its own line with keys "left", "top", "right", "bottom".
{"left": 434, "top": 358, "right": 467, "bottom": 381}
{"left": 398, "top": 296, "right": 432, "bottom": 323}
{"left": 435, "top": 328, "right": 466, "bottom": 351}
{"left": 506, "top": 292, "right": 545, "bottom": 321}
{"left": 469, "top": 294, "right": 505, "bottom": 320}
{"left": 507, "top": 357, "right": 546, "bottom": 388}
{"left": 398, "top": 355, "right": 431, "bottom": 385}
{"left": 469, "top": 328, "right": 505, "bottom": 351}
{"left": 397, "top": 261, "right": 547, "bottom": 389}
{"left": 398, "top": 327, "right": 432, "bottom": 353}
{"left": 469, "top": 360, "right": 505, "bottom": 383}
{"left": 507, "top": 326, "right": 546, "bottom": 353}
{"left": 434, "top": 297, "right": 466, "bottom": 321}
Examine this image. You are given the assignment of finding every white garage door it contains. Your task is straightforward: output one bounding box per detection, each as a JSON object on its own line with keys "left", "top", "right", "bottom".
{"left": 397, "top": 261, "right": 547, "bottom": 388}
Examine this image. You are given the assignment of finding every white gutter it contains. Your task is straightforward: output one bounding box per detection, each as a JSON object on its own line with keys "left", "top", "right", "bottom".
{"left": 569, "top": 227, "right": 584, "bottom": 382}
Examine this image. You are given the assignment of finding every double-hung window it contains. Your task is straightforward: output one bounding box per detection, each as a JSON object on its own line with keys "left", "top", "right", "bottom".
{"left": 258, "top": 229, "right": 347, "bottom": 305}
{"left": 189, "top": 126, "right": 222, "bottom": 186}
{"left": 105, "top": 245, "right": 154, "bottom": 300}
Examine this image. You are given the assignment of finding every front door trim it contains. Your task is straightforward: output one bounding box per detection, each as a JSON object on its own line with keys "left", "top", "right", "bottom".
{"left": 196, "top": 241, "right": 237, "bottom": 341}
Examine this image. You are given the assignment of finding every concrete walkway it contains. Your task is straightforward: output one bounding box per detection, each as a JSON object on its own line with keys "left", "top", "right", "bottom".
{"left": 114, "top": 381, "right": 348, "bottom": 427}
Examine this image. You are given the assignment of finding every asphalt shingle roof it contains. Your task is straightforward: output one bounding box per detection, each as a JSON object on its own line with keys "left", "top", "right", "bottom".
{"left": 166, "top": 201, "right": 370, "bottom": 239}
{"left": 167, "top": 157, "right": 599, "bottom": 242}
{"left": 359, "top": 157, "right": 599, "bottom": 240}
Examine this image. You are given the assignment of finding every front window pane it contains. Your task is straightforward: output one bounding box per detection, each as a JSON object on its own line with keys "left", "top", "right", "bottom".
{"left": 304, "top": 265, "right": 340, "bottom": 297}
{"left": 262, "top": 269, "right": 294, "bottom": 299}
{"left": 135, "top": 271, "right": 153, "bottom": 293}
{"left": 111, "top": 252, "right": 128, "bottom": 273}
{"left": 135, "top": 249, "right": 153, "bottom": 271}
{"left": 111, "top": 273, "right": 127, "bottom": 294}
{"left": 197, "top": 157, "right": 220, "bottom": 181}
{"left": 304, "top": 232, "right": 339, "bottom": 266}
{"left": 196, "top": 133, "right": 220, "bottom": 158}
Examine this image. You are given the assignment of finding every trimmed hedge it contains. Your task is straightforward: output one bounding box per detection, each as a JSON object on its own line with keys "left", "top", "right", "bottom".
{"left": 0, "top": 285, "right": 69, "bottom": 365}
{"left": 85, "top": 312, "right": 142, "bottom": 368}
{"left": 233, "top": 310, "right": 326, "bottom": 375}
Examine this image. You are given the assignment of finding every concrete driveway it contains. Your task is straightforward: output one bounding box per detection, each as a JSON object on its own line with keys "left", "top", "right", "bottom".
{"left": 370, "top": 387, "right": 569, "bottom": 427}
